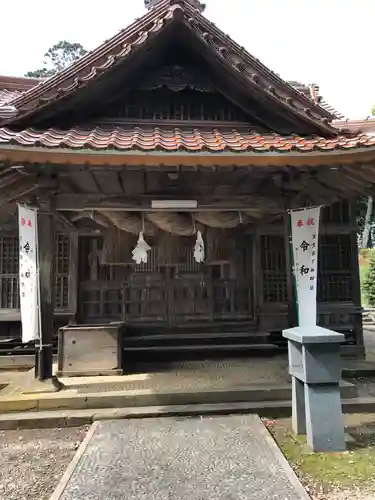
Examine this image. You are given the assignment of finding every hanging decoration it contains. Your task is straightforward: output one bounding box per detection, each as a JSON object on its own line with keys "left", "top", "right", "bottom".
{"left": 132, "top": 214, "right": 151, "bottom": 264}
{"left": 132, "top": 232, "right": 151, "bottom": 264}
{"left": 193, "top": 230, "right": 205, "bottom": 263}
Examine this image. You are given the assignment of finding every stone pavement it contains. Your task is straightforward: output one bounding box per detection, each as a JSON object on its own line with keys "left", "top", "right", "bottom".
{"left": 52, "top": 415, "right": 309, "bottom": 500}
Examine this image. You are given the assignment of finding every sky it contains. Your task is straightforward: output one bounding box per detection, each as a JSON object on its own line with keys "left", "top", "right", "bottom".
{"left": 0, "top": 0, "right": 373, "bottom": 119}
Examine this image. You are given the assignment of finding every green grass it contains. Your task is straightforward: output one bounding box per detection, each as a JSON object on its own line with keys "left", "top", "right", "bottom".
{"left": 267, "top": 418, "right": 375, "bottom": 495}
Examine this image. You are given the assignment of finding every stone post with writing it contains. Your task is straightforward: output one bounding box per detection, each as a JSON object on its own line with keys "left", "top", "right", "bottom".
{"left": 283, "top": 207, "right": 346, "bottom": 452}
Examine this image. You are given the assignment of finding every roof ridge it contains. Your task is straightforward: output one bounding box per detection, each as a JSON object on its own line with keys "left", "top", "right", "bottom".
{"left": 185, "top": 6, "right": 329, "bottom": 115}
{"left": 4, "top": 0, "right": 335, "bottom": 134}
{"left": 10, "top": 0, "right": 172, "bottom": 109}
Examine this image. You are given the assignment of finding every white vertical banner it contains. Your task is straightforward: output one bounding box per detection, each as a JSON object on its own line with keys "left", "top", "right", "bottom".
{"left": 18, "top": 205, "right": 40, "bottom": 343}
{"left": 290, "top": 206, "right": 321, "bottom": 327}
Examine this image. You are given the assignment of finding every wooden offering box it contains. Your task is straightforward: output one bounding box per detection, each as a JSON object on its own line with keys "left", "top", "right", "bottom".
{"left": 57, "top": 323, "right": 124, "bottom": 377}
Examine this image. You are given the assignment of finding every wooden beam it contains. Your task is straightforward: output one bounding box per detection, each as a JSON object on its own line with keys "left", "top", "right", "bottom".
{"left": 0, "top": 172, "right": 24, "bottom": 190}
{"left": 2, "top": 184, "right": 39, "bottom": 207}
{"left": 71, "top": 211, "right": 111, "bottom": 228}
{"left": 318, "top": 170, "right": 362, "bottom": 196}
{"left": 341, "top": 168, "right": 375, "bottom": 196}
{"left": 58, "top": 178, "right": 80, "bottom": 194}
{"left": 54, "top": 194, "right": 285, "bottom": 212}
{"left": 0, "top": 174, "right": 58, "bottom": 208}
{"left": 52, "top": 211, "right": 76, "bottom": 231}
{"left": 356, "top": 165, "right": 375, "bottom": 183}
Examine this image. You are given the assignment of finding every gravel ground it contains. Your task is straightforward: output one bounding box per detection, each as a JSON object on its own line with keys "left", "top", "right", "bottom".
{"left": 0, "top": 426, "right": 89, "bottom": 500}
{"left": 58, "top": 416, "right": 307, "bottom": 500}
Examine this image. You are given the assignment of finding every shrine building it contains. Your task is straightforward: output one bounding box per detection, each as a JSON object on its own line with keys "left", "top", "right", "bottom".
{"left": 0, "top": 0, "right": 374, "bottom": 370}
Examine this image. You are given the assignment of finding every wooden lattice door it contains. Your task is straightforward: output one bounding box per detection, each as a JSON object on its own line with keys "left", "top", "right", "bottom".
{"left": 166, "top": 266, "right": 212, "bottom": 324}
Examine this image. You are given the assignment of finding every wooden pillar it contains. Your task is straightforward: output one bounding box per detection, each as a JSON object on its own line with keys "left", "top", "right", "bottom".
{"left": 68, "top": 231, "right": 79, "bottom": 324}
{"left": 350, "top": 202, "right": 365, "bottom": 355}
{"left": 283, "top": 212, "right": 298, "bottom": 327}
{"left": 35, "top": 205, "right": 55, "bottom": 380}
{"left": 252, "top": 228, "right": 261, "bottom": 327}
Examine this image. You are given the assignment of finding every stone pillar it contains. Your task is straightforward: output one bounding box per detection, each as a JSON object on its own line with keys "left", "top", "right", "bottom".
{"left": 283, "top": 326, "right": 346, "bottom": 452}
{"left": 292, "top": 377, "right": 306, "bottom": 435}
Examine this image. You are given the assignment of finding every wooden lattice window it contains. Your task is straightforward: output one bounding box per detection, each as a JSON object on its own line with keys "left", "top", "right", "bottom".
{"left": 80, "top": 285, "right": 123, "bottom": 320}
{"left": 55, "top": 235, "right": 70, "bottom": 309}
{"left": 0, "top": 234, "right": 70, "bottom": 310}
{"left": 321, "top": 201, "right": 350, "bottom": 224}
{"left": 104, "top": 89, "right": 249, "bottom": 122}
{"left": 261, "top": 235, "right": 288, "bottom": 303}
{"left": 317, "top": 234, "right": 353, "bottom": 302}
{"left": 0, "top": 236, "right": 19, "bottom": 308}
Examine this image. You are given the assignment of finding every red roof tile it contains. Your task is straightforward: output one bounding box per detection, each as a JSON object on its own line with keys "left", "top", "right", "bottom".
{"left": 0, "top": 126, "right": 373, "bottom": 153}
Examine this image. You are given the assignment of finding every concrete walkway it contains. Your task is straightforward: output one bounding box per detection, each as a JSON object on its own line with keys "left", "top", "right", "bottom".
{"left": 50, "top": 415, "right": 309, "bottom": 500}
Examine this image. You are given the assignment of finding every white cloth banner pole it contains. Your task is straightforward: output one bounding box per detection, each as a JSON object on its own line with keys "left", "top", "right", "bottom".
{"left": 290, "top": 206, "right": 321, "bottom": 327}
{"left": 18, "top": 205, "right": 40, "bottom": 343}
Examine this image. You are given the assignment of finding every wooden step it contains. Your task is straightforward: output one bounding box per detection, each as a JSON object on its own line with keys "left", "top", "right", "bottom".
{"left": 124, "top": 332, "right": 270, "bottom": 348}
{"left": 124, "top": 331, "right": 268, "bottom": 341}
{"left": 125, "top": 321, "right": 257, "bottom": 336}
{"left": 124, "top": 343, "right": 279, "bottom": 353}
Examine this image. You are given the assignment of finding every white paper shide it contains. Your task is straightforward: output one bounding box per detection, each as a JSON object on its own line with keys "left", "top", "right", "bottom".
{"left": 193, "top": 230, "right": 205, "bottom": 263}
{"left": 132, "top": 232, "right": 151, "bottom": 264}
{"left": 290, "top": 207, "right": 321, "bottom": 327}
{"left": 18, "top": 205, "right": 40, "bottom": 343}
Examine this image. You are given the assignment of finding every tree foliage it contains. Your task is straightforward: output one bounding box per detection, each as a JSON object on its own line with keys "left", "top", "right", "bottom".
{"left": 25, "top": 41, "right": 87, "bottom": 78}
{"left": 357, "top": 196, "right": 374, "bottom": 247}
{"left": 363, "top": 256, "right": 375, "bottom": 305}
{"left": 287, "top": 80, "right": 304, "bottom": 87}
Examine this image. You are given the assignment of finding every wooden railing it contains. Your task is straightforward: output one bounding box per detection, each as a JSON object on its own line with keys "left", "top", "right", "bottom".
{"left": 79, "top": 278, "right": 254, "bottom": 325}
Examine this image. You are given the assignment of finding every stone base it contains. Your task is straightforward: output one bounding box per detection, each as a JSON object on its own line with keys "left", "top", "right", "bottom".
{"left": 56, "top": 369, "right": 123, "bottom": 378}
{"left": 22, "top": 376, "right": 64, "bottom": 395}
{"left": 305, "top": 383, "right": 346, "bottom": 453}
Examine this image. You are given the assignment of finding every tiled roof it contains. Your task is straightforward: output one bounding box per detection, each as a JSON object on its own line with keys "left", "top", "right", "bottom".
{"left": 308, "top": 84, "right": 345, "bottom": 120}
{"left": 0, "top": 126, "right": 373, "bottom": 153}
{"left": 0, "top": 89, "right": 20, "bottom": 106}
{"left": 2, "top": 0, "right": 335, "bottom": 134}
{"left": 294, "top": 83, "right": 345, "bottom": 120}
{"left": 0, "top": 75, "right": 41, "bottom": 105}
{"left": 333, "top": 117, "right": 375, "bottom": 135}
